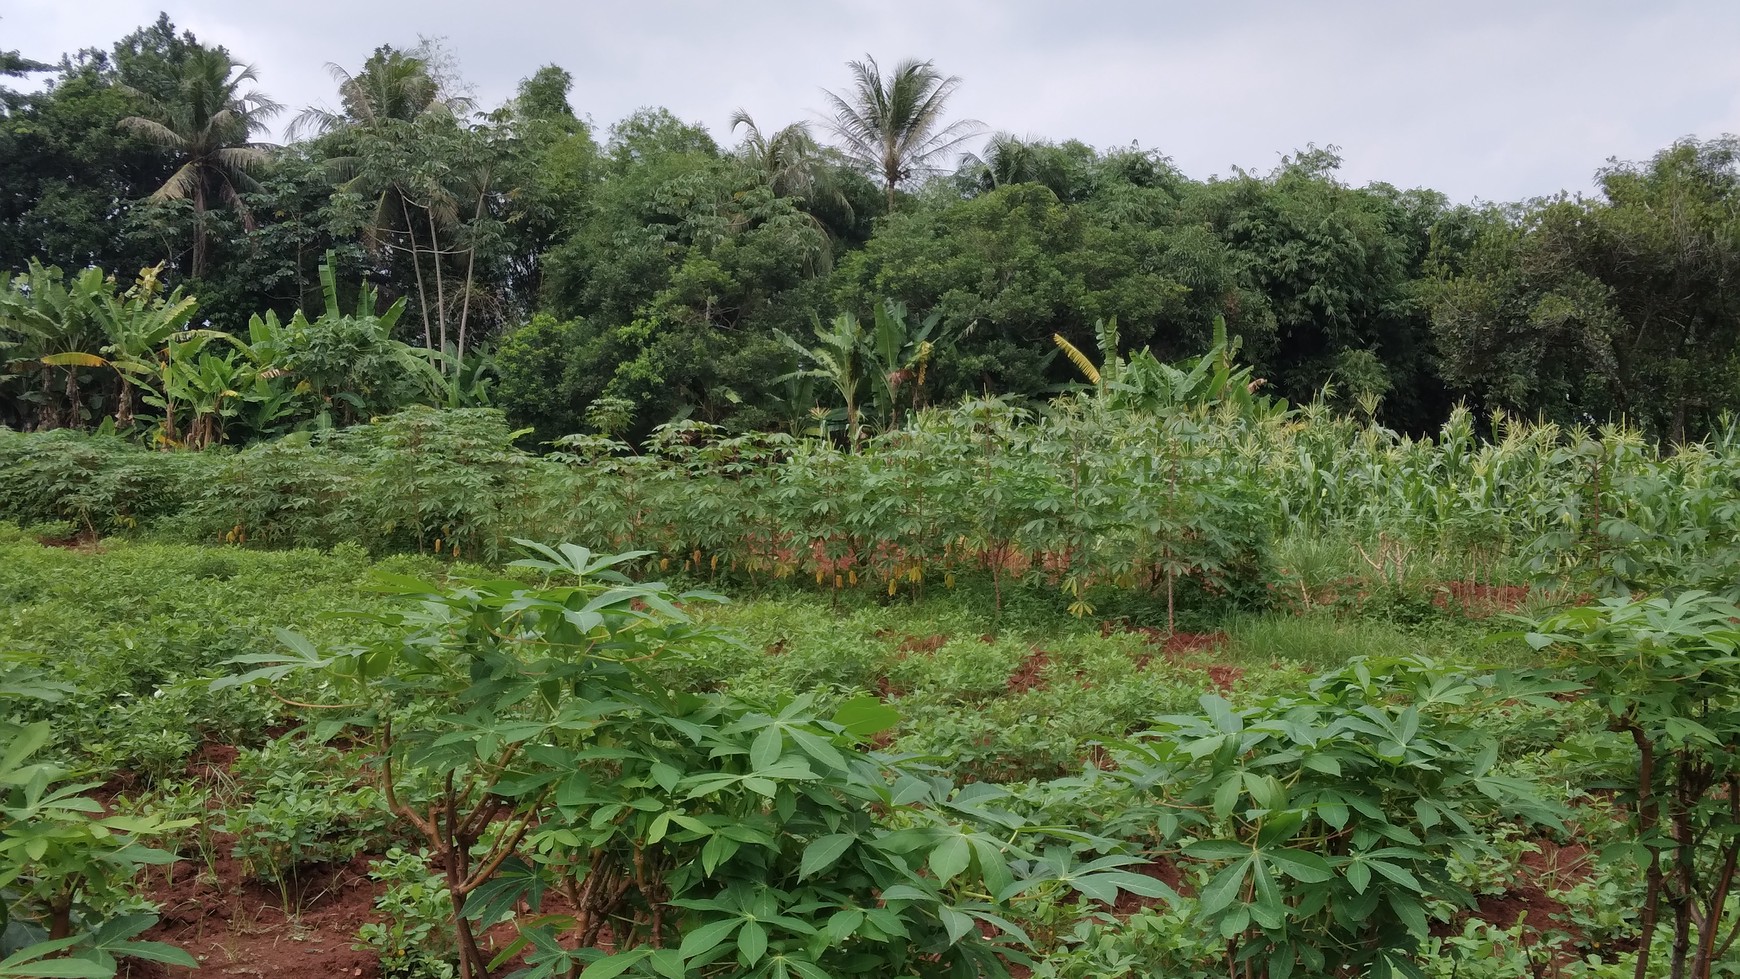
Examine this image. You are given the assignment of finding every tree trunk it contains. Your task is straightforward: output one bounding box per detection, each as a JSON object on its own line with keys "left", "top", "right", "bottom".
{"left": 48, "top": 900, "right": 71, "bottom": 941}
{"left": 402, "top": 193, "right": 433, "bottom": 349}
{"left": 192, "top": 177, "right": 208, "bottom": 280}
{"left": 116, "top": 376, "right": 135, "bottom": 430}
{"left": 1693, "top": 812, "right": 1739, "bottom": 979}
{"left": 37, "top": 366, "right": 57, "bottom": 430}
{"left": 429, "top": 211, "right": 448, "bottom": 358}
{"left": 1632, "top": 726, "right": 1663, "bottom": 979}
{"left": 456, "top": 180, "right": 489, "bottom": 373}
{"left": 62, "top": 369, "right": 80, "bottom": 429}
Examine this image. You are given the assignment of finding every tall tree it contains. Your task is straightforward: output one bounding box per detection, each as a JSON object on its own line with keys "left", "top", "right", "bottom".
{"left": 1428, "top": 138, "right": 1740, "bottom": 441}
{"left": 731, "top": 111, "right": 828, "bottom": 200}
{"left": 1183, "top": 147, "right": 1443, "bottom": 429}
{"left": 0, "top": 48, "right": 50, "bottom": 112}
{"left": 821, "top": 55, "right": 982, "bottom": 208}
{"left": 500, "top": 65, "right": 598, "bottom": 312}
{"left": 118, "top": 48, "right": 281, "bottom": 279}
{"left": 288, "top": 44, "right": 470, "bottom": 139}
{"left": 0, "top": 20, "right": 193, "bottom": 277}
{"left": 294, "top": 44, "right": 488, "bottom": 356}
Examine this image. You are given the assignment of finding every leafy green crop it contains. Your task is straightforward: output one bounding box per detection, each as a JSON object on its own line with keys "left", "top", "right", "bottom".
{"left": 219, "top": 541, "right": 1170, "bottom": 979}
{"left": 0, "top": 722, "right": 195, "bottom": 978}
{"left": 1521, "top": 592, "right": 1740, "bottom": 979}
{"left": 1106, "top": 658, "right": 1562, "bottom": 979}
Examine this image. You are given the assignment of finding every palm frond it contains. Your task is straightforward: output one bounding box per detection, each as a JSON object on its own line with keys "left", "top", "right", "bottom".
{"left": 118, "top": 116, "right": 190, "bottom": 151}
{"left": 1054, "top": 334, "right": 1101, "bottom": 386}
{"left": 213, "top": 145, "right": 272, "bottom": 175}
{"left": 149, "top": 164, "right": 201, "bottom": 202}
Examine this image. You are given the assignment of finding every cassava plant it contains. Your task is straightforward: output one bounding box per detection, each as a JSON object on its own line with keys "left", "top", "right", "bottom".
{"left": 218, "top": 540, "right": 1170, "bottom": 979}
{"left": 1521, "top": 592, "right": 1740, "bottom": 979}
{"left": 1105, "top": 657, "right": 1562, "bottom": 979}
{"left": 0, "top": 721, "right": 196, "bottom": 979}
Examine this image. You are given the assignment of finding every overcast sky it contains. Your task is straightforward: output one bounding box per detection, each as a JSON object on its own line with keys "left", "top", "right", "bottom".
{"left": 8, "top": 0, "right": 1739, "bottom": 204}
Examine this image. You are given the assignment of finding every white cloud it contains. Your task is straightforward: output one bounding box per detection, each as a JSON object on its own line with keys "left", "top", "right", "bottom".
{"left": 8, "top": 0, "right": 1740, "bottom": 202}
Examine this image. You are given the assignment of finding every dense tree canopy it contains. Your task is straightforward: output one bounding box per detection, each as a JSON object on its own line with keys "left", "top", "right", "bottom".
{"left": 6, "top": 15, "right": 1740, "bottom": 443}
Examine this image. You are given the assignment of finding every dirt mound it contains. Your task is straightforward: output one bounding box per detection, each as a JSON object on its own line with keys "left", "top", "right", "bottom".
{"left": 1006, "top": 649, "right": 1052, "bottom": 694}
{"left": 1117, "top": 628, "right": 1241, "bottom": 693}
{"left": 1433, "top": 840, "right": 1603, "bottom": 964}
{"left": 897, "top": 634, "right": 948, "bottom": 655}
{"left": 187, "top": 743, "right": 239, "bottom": 779}
{"left": 1434, "top": 581, "right": 1532, "bottom": 618}
{"left": 1204, "top": 664, "right": 1244, "bottom": 692}
{"left": 1109, "top": 857, "right": 1188, "bottom": 916}
{"left": 124, "top": 853, "right": 382, "bottom": 979}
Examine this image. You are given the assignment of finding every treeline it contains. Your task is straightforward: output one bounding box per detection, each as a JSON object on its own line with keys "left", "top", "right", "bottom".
{"left": 5, "top": 15, "right": 1740, "bottom": 442}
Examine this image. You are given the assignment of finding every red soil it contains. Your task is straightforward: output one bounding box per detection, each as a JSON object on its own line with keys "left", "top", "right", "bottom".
{"left": 1109, "top": 857, "right": 1188, "bottom": 916}
{"left": 897, "top": 634, "right": 948, "bottom": 655}
{"left": 1006, "top": 649, "right": 1053, "bottom": 694}
{"left": 38, "top": 531, "right": 106, "bottom": 552}
{"left": 121, "top": 854, "right": 382, "bottom": 979}
{"left": 188, "top": 743, "right": 239, "bottom": 779}
{"left": 1433, "top": 581, "right": 1533, "bottom": 618}
{"left": 1112, "top": 627, "right": 1243, "bottom": 692}
{"left": 1433, "top": 840, "right": 1603, "bottom": 965}
{"left": 1204, "top": 664, "right": 1245, "bottom": 692}
{"left": 100, "top": 765, "right": 1607, "bottom": 979}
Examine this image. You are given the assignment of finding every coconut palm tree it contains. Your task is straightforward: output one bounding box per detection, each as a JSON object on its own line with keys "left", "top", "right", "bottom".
{"left": 957, "top": 132, "right": 1053, "bottom": 190}
{"left": 821, "top": 55, "right": 983, "bottom": 208}
{"left": 287, "top": 45, "right": 472, "bottom": 140}
{"left": 730, "top": 110, "right": 830, "bottom": 200}
{"left": 730, "top": 109, "right": 857, "bottom": 245}
{"left": 290, "top": 45, "right": 483, "bottom": 356}
{"left": 119, "top": 49, "right": 281, "bottom": 279}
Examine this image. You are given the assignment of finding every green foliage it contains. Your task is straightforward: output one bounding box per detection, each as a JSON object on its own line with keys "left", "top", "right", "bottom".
{"left": 0, "top": 535, "right": 389, "bottom": 773}
{"left": 0, "top": 721, "right": 196, "bottom": 978}
{"left": 821, "top": 54, "right": 983, "bottom": 205}
{"left": 116, "top": 46, "right": 281, "bottom": 280}
{"left": 0, "top": 261, "right": 198, "bottom": 433}
{"left": 13, "top": 19, "right": 1740, "bottom": 444}
{"left": 1522, "top": 592, "right": 1740, "bottom": 979}
{"left": 1031, "top": 906, "right": 1216, "bottom": 979}
{"left": 1107, "top": 658, "right": 1562, "bottom": 979}
{"left": 355, "top": 848, "right": 459, "bottom": 979}
{"left": 223, "top": 737, "right": 389, "bottom": 909}
{"left": 0, "top": 427, "right": 197, "bottom": 536}
{"left": 243, "top": 255, "right": 437, "bottom": 431}
{"left": 194, "top": 407, "right": 536, "bottom": 556}
{"left": 0, "top": 32, "right": 175, "bottom": 298}
{"left": 0, "top": 256, "right": 445, "bottom": 445}
{"left": 1427, "top": 138, "right": 1740, "bottom": 442}
{"left": 0, "top": 528, "right": 1679, "bottom": 976}
{"left": 221, "top": 542, "right": 1169, "bottom": 979}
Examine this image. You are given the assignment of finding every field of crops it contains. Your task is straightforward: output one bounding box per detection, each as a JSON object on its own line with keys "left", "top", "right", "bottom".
{"left": 12, "top": 7, "right": 1740, "bottom": 975}
{"left": 6, "top": 386, "right": 1740, "bottom": 979}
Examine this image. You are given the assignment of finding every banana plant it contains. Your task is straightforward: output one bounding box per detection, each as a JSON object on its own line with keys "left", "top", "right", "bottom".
{"left": 244, "top": 255, "right": 436, "bottom": 429}
{"left": 0, "top": 262, "right": 109, "bottom": 430}
{"left": 766, "top": 360, "right": 822, "bottom": 437}
{"left": 144, "top": 346, "right": 255, "bottom": 449}
{"left": 778, "top": 303, "right": 950, "bottom": 448}
{"left": 82, "top": 265, "right": 202, "bottom": 431}
{"left": 0, "top": 262, "right": 224, "bottom": 436}
{"left": 1055, "top": 315, "right": 1283, "bottom": 421}
{"left": 865, "top": 300, "right": 947, "bottom": 428}
{"left": 777, "top": 312, "right": 868, "bottom": 449}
